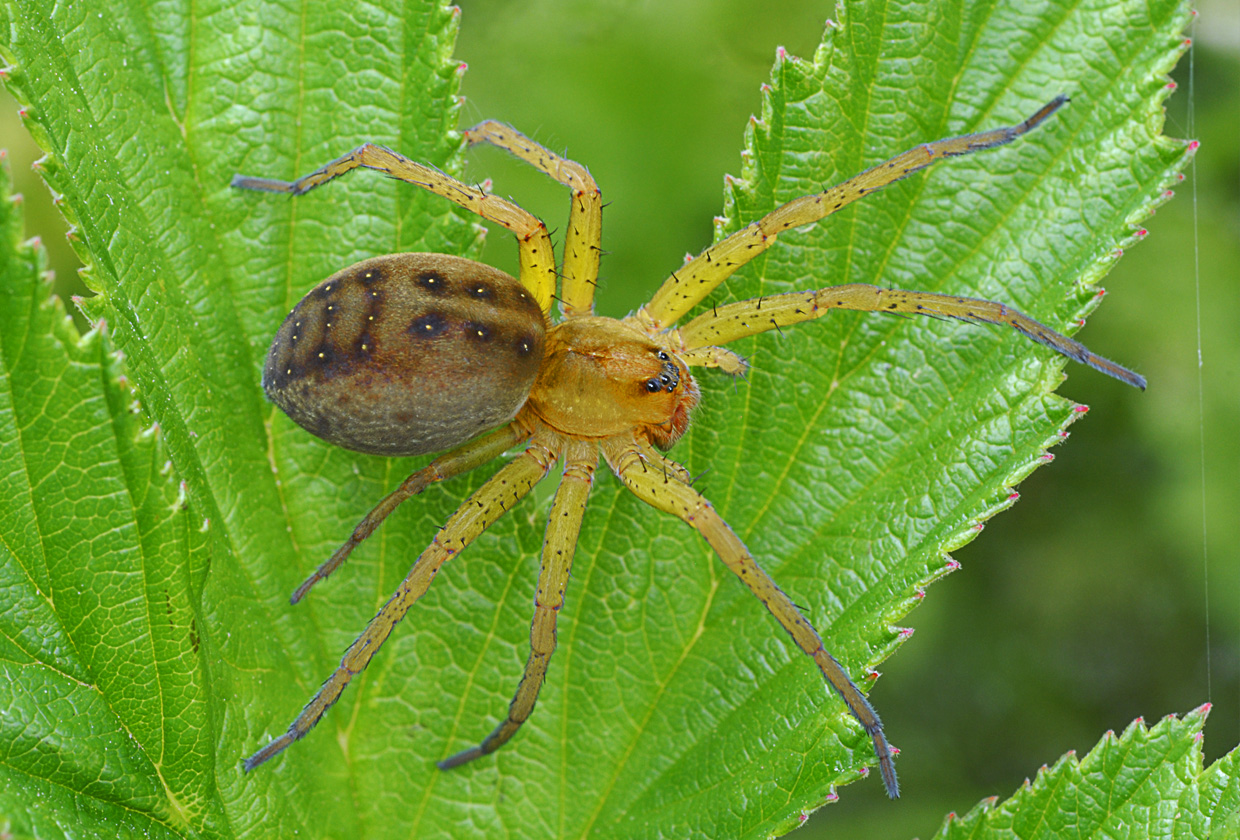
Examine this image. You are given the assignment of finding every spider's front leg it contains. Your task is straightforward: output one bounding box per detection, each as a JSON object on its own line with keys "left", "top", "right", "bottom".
{"left": 439, "top": 439, "right": 598, "bottom": 768}
{"left": 636, "top": 96, "right": 1069, "bottom": 333}
{"left": 672, "top": 284, "right": 1145, "bottom": 389}
{"left": 243, "top": 431, "right": 557, "bottom": 771}
{"left": 601, "top": 438, "right": 900, "bottom": 799}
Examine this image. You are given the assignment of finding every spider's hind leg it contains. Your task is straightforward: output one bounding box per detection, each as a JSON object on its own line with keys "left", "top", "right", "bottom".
{"left": 291, "top": 422, "right": 530, "bottom": 604}
{"left": 439, "top": 439, "right": 598, "bottom": 768}
{"left": 232, "top": 143, "right": 559, "bottom": 314}
{"left": 602, "top": 437, "right": 899, "bottom": 798}
{"left": 464, "top": 121, "right": 603, "bottom": 318}
{"left": 243, "top": 431, "right": 557, "bottom": 772}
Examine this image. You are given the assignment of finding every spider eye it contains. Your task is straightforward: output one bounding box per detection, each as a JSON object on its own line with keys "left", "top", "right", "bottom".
{"left": 645, "top": 379, "right": 663, "bottom": 393}
{"left": 656, "top": 351, "right": 670, "bottom": 361}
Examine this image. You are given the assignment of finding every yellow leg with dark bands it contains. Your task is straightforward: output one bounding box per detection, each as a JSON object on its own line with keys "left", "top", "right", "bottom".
{"left": 232, "top": 144, "right": 558, "bottom": 313}
{"left": 243, "top": 433, "right": 557, "bottom": 772}
{"left": 464, "top": 121, "right": 603, "bottom": 317}
{"left": 602, "top": 437, "right": 900, "bottom": 799}
{"left": 289, "top": 422, "right": 531, "bottom": 605}
{"left": 439, "top": 439, "right": 597, "bottom": 769}
{"left": 638, "top": 97, "right": 1068, "bottom": 331}
{"left": 675, "top": 284, "right": 1145, "bottom": 389}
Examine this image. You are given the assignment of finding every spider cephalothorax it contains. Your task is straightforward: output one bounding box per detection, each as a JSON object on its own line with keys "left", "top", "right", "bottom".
{"left": 528, "top": 317, "right": 699, "bottom": 449}
{"left": 234, "top": 97, "right": 1142, "bottom": 798}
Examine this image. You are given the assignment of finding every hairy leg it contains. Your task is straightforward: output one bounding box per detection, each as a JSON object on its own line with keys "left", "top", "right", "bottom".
{"left": 291, "top": 422, "right": 531, "bottom": 604}
{"left": 233, "top": 144, "right": 558, "bottom": 313}
{"left": 637, "top": 97, "right": 1068, "bottom": 331}
{"left": 439, "top": 439, "right": 598, "bottom": 768}
{"left": 464, "top": 121, "right": 602, "bottom": 317}
{"left": 602, "top": 437, "right": 899, "bottom": 798}
{"left": 673, "top": 283, "right": 1144, "bottom": 389}
{"left": 244, "top": 431, "right": 557, "bottom": 771}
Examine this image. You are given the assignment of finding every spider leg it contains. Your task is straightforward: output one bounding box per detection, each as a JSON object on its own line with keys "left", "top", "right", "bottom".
{"left": 673, "top": 284, "right": 1145, "bottom": 389}
{"left": 602, "top": 437, "right": 900, "bottom": 799}
{"left": 464, "top": 121, "right": 602, "bottom": 318}
{"left": 232, "top": 145, "right": 557, "bottom": 314}
{"left": 290, "top": 422, "right": 530, "bottom": 605}
{"left": 243, "top": 432, "right": 557, "bottom": 771}
{"left": 623, "top": 440, "right": 694, "bottom": 484}
{"left": 439, "top": 439, "right": 597, "bottom": 769}
{"left": 637, "top": 97, "right": 1068, "bottom": 332}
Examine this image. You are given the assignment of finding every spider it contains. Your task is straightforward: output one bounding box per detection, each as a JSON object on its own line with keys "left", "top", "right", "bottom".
{"left": 233, "top": 95, "right": 1143, "bottom": 799}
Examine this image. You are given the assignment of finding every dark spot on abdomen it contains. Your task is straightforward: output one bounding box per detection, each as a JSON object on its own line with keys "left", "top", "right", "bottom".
{"left": 410, "top": 312, "right": 448, "bottom": 338}
{"left": 464, "top": 321, "right": 493, "bottom": 342}
{"left": 417, "top": 270, "right": 449, "bottom": 294}
{"left": 312, "top": 280, "right": 339, "bottom": 302}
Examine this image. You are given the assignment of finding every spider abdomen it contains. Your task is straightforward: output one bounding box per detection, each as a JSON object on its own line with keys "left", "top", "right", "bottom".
{"left": 263, "top": 253, "right": 546, "bottom": 456}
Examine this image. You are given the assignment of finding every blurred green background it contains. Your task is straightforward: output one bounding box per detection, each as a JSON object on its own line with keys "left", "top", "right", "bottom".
{"left": 2, "top": 0, "right": 1235, "bottom": 836}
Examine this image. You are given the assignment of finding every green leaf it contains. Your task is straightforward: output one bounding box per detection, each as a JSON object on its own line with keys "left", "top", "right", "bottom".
{"left": 931, "top": 706, "right": 1240, "bottom": 840}
{"left": 0, "top": 159, "right": 219, "bottom": 833}
{"left": 0, "top": 0, "right": 1196, "bottom": 838}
